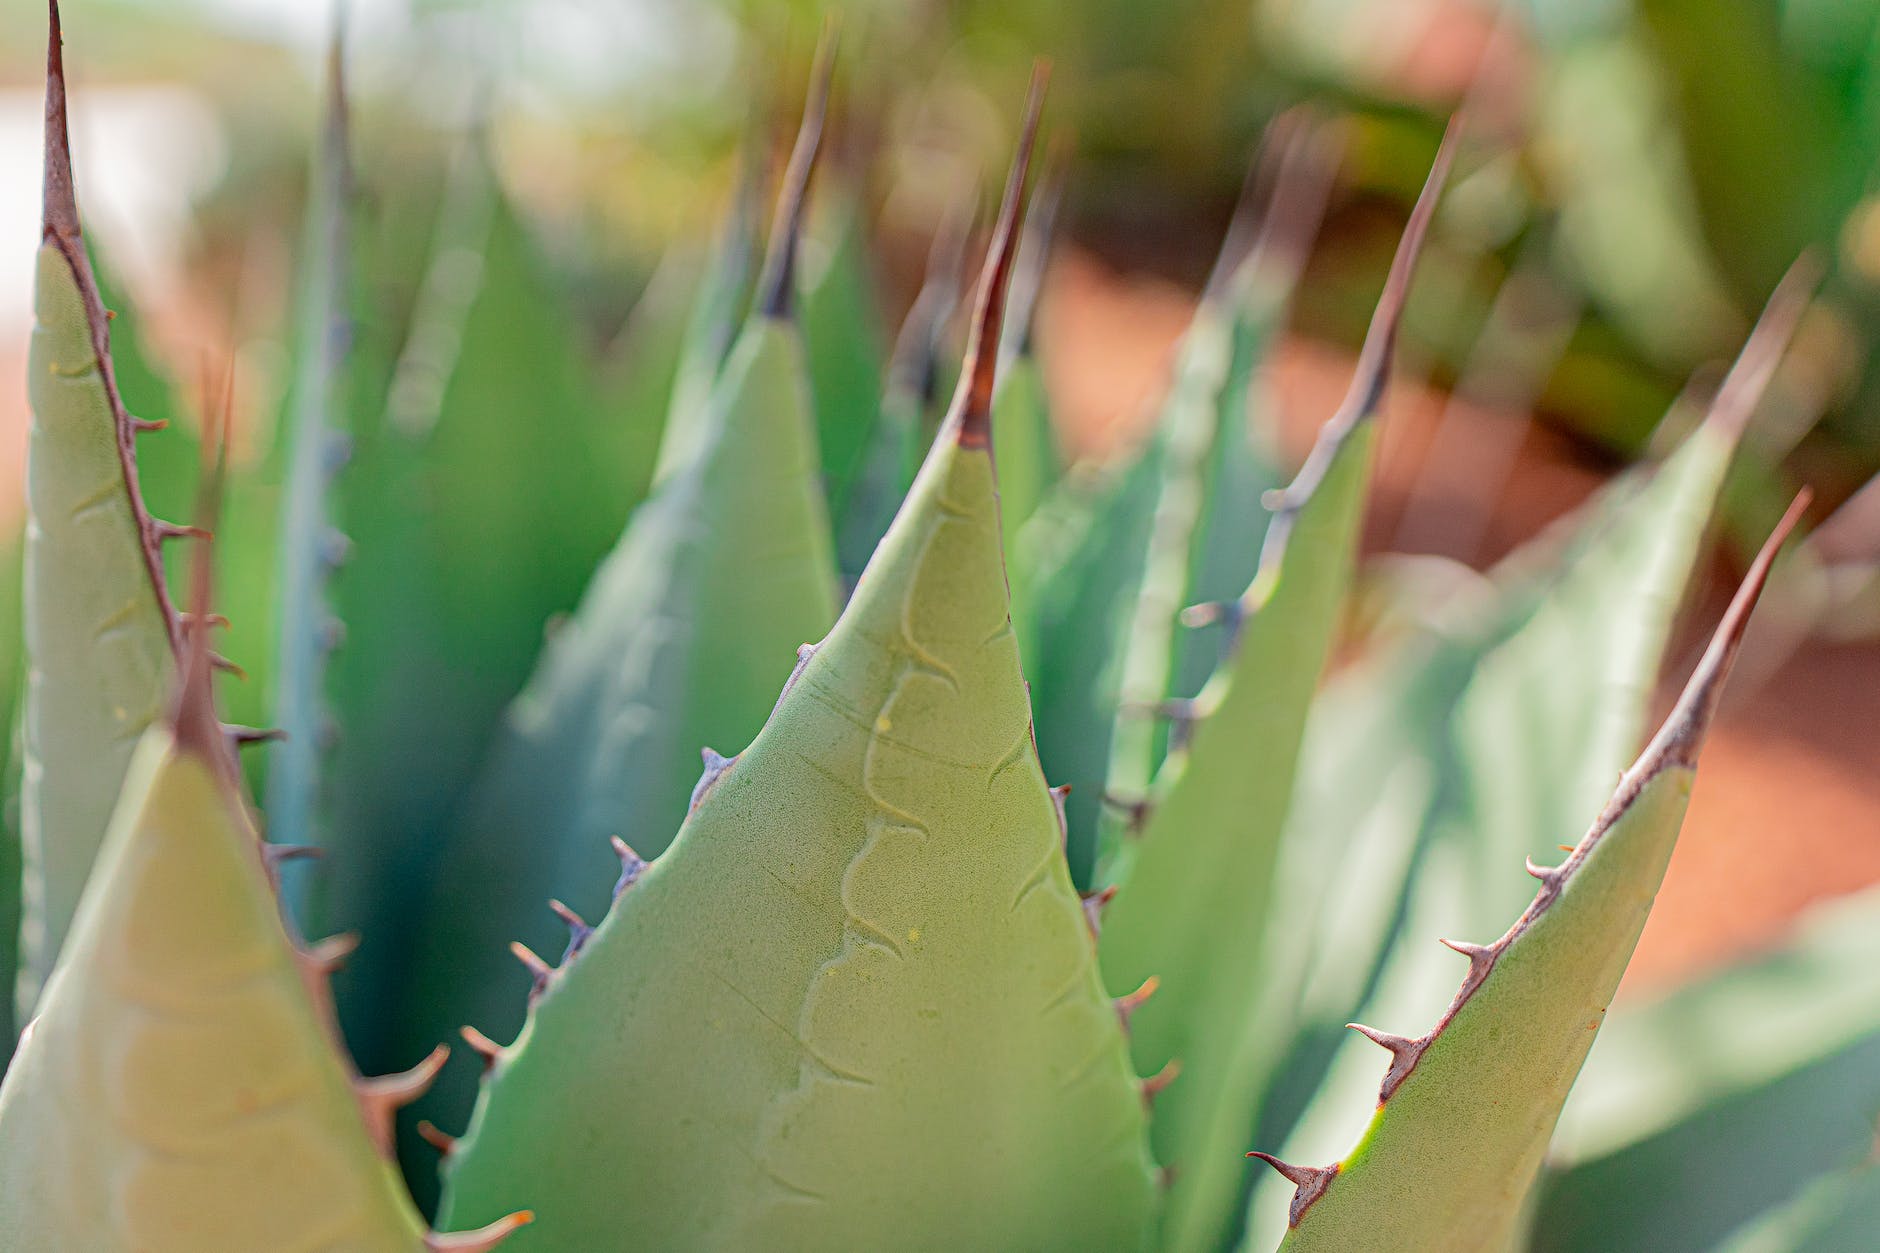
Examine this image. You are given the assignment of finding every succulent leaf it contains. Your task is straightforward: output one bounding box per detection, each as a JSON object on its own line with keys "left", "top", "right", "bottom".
{"left": 1257, "top": 495, "right": 1807, "bottom": 1252}
{"left": 18, "top": 5, "right": 183, "bottom": 1014}
{"left": 1095, "top": 124, "right": 1452, "bottom": 1253}
{"left": 439, "top": 70, "right": 1160, "bottom": 1252}
{"left": 0, "top": 511, "right": 526, "bottom": 1251}
{"left": 1257, "top": 262, "right": 1818, "bottom": 1237}
{"left": 1533, "top": 884, "right": 1880, "bottom": 1252}
{"left": 393, "top": 49, "right": 844, "bottom": 1145}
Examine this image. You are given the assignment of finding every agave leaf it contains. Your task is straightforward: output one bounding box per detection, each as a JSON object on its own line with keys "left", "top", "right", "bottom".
{"left": 1252, "top": 496, "right": 1805, "bottom": 1252}
{"left": 1530, "top": 884, "right": 1880, "bottom": 1253}
{"left": 1020, "top": 116, "right": 1336, "bottom": 890}
{"left": 1716, "top": 1159, "right": 1880, "bottom": 1253}
{"left": 267, "top": 34, "right": 358, "bottom": 885}
{"left": 18, "top": 11, "right": 182, "bottom": 1013}
{"left": 835, "top": 192, "right": 970, "bottom": 582}
{"left": 803, "top": 180, "right": 889, "bottom": 515}
{"left": 1251, "top": 260, "right": 1818, "bottom": 1242}
{"left": 440, "top": 72, "right": 1159, "bottom": 1252}
{"left": 1095, "top": 127, "right": 1451, "bottom": 1253}
{"left": 392, "top": 51, "right": 843, "bottom": 1153}
{"left": 0, "top": 512, "right": 528, "bottom": 1251}
{"left": 319, "top": 137, "right": 647, "bottom": 1075}
{"left": 1096, "top": 115, "right": 1342, "bottom": 865}
{"left": 991, "top": 156, "right": 1066, "bottom": 562}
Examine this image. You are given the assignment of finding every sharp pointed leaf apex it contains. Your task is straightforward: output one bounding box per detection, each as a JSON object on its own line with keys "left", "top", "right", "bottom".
{"left": 1638, "top": 488, "right": 1810, "bottom": 773}
{"left": 950, "top": 60, "right": 1048, "bottom": 449}
{"left": 1246, "top": 1153, "right": 1340, "bottom": 1227}
{"left": 1336, "top": 114, "right": 1457, "bottom": 429}
{"left": 1704, "top": 253, "right": 1820, "bottom": 441}
{"left": 753, "top": 21, "right": 837, "bottom": 319}
{"left": 42, "top": 0, "right": 77, "bottom": 245}
{"left": 426, "top": 1210, "right": 535, "bottom": 1253}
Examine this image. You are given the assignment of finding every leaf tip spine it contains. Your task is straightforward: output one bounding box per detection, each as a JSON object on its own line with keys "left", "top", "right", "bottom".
{"left": 753, "top": 17, "right": 838, "bottom": 321}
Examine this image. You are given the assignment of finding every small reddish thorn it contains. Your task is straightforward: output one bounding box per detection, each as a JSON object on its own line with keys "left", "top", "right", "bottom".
{"left": 1115, "top": 975, "right": 1159, "bottom": 1028}
{"left": 132, "top": 416, "right": 167, "bottom": 432}
{"left": 306, "top": 932, "right": 360, "bottom": 973}
{"left": 1246, "top": 1153, "right": 1341, "bottom": 1228}
{"left": 228, "top": 723, "right": 286, "bottom": 746}
{"left": 182, "top": 611, "right": 232, "bottom": 630}
{"left": 154, "top": 520, "right": 213, "bottom": 543}
{"left": 416, "top": 1119, "right": 456, "bottom": 1157}
{"left": 425, "top": 1210, "right": 535, "bottom": 1253}
{"left": 460, "top": 1025, "right": 503, "bottom": 1069}
{"left": 548, "top": 898, "right": 588, "bottom": 932}
{"left": 1558, "top": 844, "right": 1575, "bottom": 853}
{"left": 1140, "top": 1058, "right": 1182, "bottom": 1105}
{"left": 1524, "top": 856, "right": 1555, "bottom": 881}
{"left": 1347, "top": 1022, "right": 1427, "bottom": 1099}
{"left": 208, "top": 652, "right": 246, "bottom": 680}
{"left": 264, "top": 843, "right": 321, "bottom": 865}
{"left": 612, "top": 836, "right": 648, "bottom": 898}
{"left": 1082, "top": 884, "right": 1117, "bottom": 941}
{"left": 509, "top": 940, "right": 553, "bottom": 984}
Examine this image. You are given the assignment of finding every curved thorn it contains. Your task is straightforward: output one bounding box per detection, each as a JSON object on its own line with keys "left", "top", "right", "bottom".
{"left": 305, "top": 932, "right": 360, "bottom": 974}
{"left": 612, "top": 836, "right": 648, "bottom": 899}
{"left": 753, "top": 18, "right": 837, "bottom": 319}
{"left": 425, "top": 1211, "right": 535, "bottom": 1253}
{"left": 208, "top": 652, "right": 246, "bottom": 680}
{"left": 1082, "top": 883, "right": 1118, "bottom": 941}
{"left": 227, "top": 723, "right": 286, "bottom": 745}
{"left": 1347, "top": 1022, "right": 1427, "bottom": 1100}
{"left": 1140, "top": 1057, "right": 1181, "bottom": 1105}
{"left": 154, "top": 521, "right": 213, "bottom": 543}
{"left": 416, "top": 1119, "right": 456, "bottom": 1157}
{"left": 460, "top": 1024, "right": 503, "bottom": 1069}
{"left": 131, "top": 415, "right": 168, "bottom": 433}
{"left": 950, "top": 60, "right": 1049, "bottom": 450}
{"left": 263, "top": 843, "right": 321, "bottom": 865}
{"left": 509, "top": 940, "right": 552, "bottom": 983}
{"left": 355, "top": 1043, "right": 450, "bottom": 1152}
{"left": 1246, "top": 1153, "right": 1340, "bottom": 1228}
{"left": 1523, "top": 855, "right": 1555, "bottom": 881}
{"left": 1115, "top": 975, "right": 1159, "bottom": 1027}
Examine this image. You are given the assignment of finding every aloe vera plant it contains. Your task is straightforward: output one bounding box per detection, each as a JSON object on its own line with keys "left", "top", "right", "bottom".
{"left": 4, "top": 6, "right": 1871, "bottom": 1252}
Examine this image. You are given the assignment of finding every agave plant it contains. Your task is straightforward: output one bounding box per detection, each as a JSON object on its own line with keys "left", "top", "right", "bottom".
{"left": 0, "top": 6, "right": 1867, "bottom": 1251}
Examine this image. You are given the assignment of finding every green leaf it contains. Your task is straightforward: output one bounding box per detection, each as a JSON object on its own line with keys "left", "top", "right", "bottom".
{"left": 1095, "top": 128, "right": 1450, "bottom": 1253}
{"left": 0, "top": 546, "right": 529, "bottom": 1253}
{"left": 1253, "top": 260, "right": 1816, "bottom": 1243}
{"left": 18, "top": 24, "right": 181, "bottom": 1013}
{"left": 802, "top": 183, "right": 889, "bottom": 514}
{"left": 390, "top": 59, "right": 843, "bottom": 1164}
{"left": 1254, "top": 496, "right": 1804, "bottom": 1253}
{"left": 440, "top": 75, "right": 1159, "bottom": 1252}
{"left": 1532, "top": 885, "right": 1880, "bottom": 1253}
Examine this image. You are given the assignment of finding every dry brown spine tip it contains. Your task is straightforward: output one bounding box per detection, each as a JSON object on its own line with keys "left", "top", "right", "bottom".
{"left": 1246, "top": 1153, "right": 1340, "bottom": 1227}
{"left": 752, "top": 19, "right": 837, "bottom": 320}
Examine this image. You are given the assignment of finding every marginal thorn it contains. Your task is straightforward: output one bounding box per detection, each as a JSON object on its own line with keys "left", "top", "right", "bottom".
{"left": 1082, "top": 883, "right": 1118, "bottom": 943}
{"left": 425, "top": 1211, "right": 535, "bottom": 1253}
{"left": 1179, "top": 600, "right": 1242, "bottom": 632}
{"left": 1048, "top": 783, "right": 1071, "bottom": 849}
{"left": 227, "top": 723, "right": 286, "bottom": 746}
{"left": 305, "top": 932, "right": 360, "bottom": 974}
{"left": 131, "top": 415, "right": 168, "bottom": 433}
{"left": 460, "top": 1024, "right": 503, "bottom": 1070}
{"left": 1140, "top": 1057, "right": 1181, "bottom": 1106}
{"left": 1114, "top": 975, "right": 1159, "bottom": 1029}
{"left": 416, "top": 1119, "right": 456, "bottom": 1157}
{"left": 209, "top": 652, "right": 246, "bottom": 679}
{"left": 1246, "top": 1153, "right": 1341, "bottom": 1228}
{"left": 355, "top": 1044, "right": 449, "bottom": 1154}
{"left": 1524, "top": 855, "right": 1556, "bottom": 881}
{"left": 182, "top": 611, "right": 232, "bottom": 629}
{"left": 612, "top": 836, "right": 648, "bottom": 899}
{"left": 950, "top": 60, "right": 1049, "bottom": 450}
{"left": 1557, "top": 844, "right": 1575, "bottom": 853}
{"left": 154, "top": 520, "right": 212, "bottom": 543}
{"left": 549, "top": 898, "right": 593, "bottom": 963}
{"left": 1100, "top": 791, "right": 1153, "bottom": 834}
{"left": 509, "top": 940, "right": 553, "bottom": 988}
{"left": 1347, "top": 1022, "right": 1428, "bottom": 1100}
{"left": 690, "top": 746, "right": 737, "bottom": 812}
{"left": 264, "top": 843, "right": 321, "bottom": 866}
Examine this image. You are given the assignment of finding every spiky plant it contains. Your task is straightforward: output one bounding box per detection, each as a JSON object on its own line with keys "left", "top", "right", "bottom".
{"left": 0, "top": 6, "right": 1864, "bottom": 1252}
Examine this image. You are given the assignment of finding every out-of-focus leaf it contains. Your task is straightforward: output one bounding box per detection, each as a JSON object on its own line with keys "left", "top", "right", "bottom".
{"left": 803, "top": 183, "right": 888, "bottom": 512}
